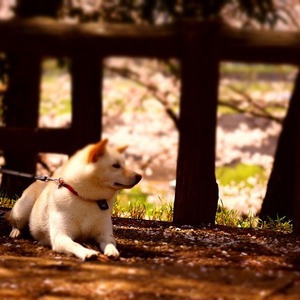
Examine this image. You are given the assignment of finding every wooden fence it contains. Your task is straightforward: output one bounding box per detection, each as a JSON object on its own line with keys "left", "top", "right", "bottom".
{"left": 0, "top": 18, "right": 300, "bottom": 232}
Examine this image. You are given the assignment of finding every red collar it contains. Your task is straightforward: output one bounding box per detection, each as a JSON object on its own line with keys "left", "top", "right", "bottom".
{"left": 57, "top": 178, "right": 109, "bottom": 210}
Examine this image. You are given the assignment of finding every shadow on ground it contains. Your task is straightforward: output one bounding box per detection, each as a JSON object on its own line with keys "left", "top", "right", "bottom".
{"left": 0, "top": 209, "right": 300, "bottom": 299}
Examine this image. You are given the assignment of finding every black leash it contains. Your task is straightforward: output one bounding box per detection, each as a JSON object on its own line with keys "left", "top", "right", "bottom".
{"left": 0, "top": 167, "right": 56, "bottom": 182}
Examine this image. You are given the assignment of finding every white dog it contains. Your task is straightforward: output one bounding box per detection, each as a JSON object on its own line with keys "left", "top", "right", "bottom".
{"left": 7, "top": 139, "right": 142, "bottom": 260}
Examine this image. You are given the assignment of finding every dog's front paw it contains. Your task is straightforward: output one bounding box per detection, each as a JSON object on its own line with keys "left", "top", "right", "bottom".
{"left": 104, "top": 244, "right": 120, "bottom": 258}
{"left": 9, "top": 228, "right": 21, "bottom": 239}
{"left": 78, "top": 248, "right": 99, "bottom": 261}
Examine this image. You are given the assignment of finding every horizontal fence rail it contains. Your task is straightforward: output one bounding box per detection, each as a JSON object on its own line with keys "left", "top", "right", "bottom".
{"left": 0, "top": 18, "right": 300, "bottom": 62}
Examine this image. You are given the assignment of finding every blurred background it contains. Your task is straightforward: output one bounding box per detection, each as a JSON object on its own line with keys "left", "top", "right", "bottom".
{"left": 0, "top": 0, "right": 299, "bottom": 222}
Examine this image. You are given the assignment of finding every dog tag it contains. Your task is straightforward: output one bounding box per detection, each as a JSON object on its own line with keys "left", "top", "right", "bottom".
{"left": 97, "top": 199, "right": 109, "bottom": 210}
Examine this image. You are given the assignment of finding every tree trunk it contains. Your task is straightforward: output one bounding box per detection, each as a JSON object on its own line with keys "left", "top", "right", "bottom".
{"left": 260, "top": 70, "right": 300, "bottom": 230}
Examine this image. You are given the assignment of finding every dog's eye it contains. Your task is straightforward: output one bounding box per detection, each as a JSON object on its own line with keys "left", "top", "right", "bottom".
{"left": 112, "top": 163, "right": 121, "bottom": 169}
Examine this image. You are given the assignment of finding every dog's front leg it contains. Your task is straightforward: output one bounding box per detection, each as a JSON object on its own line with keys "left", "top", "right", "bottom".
{"left": 97, "top": 234, "right": 119, "bottom": 258}
{"left": 52, "top": 234, "right": 99, "bottom": 261}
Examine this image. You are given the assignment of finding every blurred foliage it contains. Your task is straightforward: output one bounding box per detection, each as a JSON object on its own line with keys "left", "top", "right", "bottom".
{"left": 6, "top": 0, "right": 280, "bottom": 26}
{"left": 61, "top": 0, "right": 279, "bottom": 26}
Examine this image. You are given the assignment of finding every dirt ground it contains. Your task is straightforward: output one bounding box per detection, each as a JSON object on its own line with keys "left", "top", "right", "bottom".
{"left": 0, "top": 208, "right": 300, "bottom": 299}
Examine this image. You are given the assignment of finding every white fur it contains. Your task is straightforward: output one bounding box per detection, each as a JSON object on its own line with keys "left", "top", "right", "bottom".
{"left": 8, "top": 140, "right": 141, "bottom": 260}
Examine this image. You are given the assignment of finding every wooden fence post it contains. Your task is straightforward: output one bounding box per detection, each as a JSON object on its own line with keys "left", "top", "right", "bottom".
{"left": 70, "top": 53, "right": 102, "bottom": 152}
{"left": 173, "top": 21, "right": 220, "bottom": 225}
{"left": 1, "top": 53, "right": 41, "bottom": 197}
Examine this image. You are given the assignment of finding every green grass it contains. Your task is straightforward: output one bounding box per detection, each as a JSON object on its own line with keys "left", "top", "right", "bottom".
{"left": 216, "top": 200, "right": 257, "bottom": 228}
{"left": 216, "top": 201, "right": 292, "bottom": 231}
{"left": 0, "top": 196, "right": 16, "bottom": 208}
{"left": 258, "top": 215, "right": 293, "bottom": 231}
{"left": 113, "top": 187, "right": 173, "bottom": 222}
{"left": 216, "top": 163, "right": 266, "bottom": 187}
{"left": 110, "top": 185, "right": 292, "bottom": 232}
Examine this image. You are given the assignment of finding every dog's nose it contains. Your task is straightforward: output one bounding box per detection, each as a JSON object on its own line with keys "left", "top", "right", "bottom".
{"left": 135, "top": 174, "right": 142, "bottom": 183}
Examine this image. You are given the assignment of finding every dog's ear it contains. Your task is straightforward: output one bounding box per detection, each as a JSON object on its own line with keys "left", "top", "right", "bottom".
{"left": 87, "top": 139, "right": 108, "bottom": 163}
{"left": 117, "top": 145, "right": 128, "bottom": 153}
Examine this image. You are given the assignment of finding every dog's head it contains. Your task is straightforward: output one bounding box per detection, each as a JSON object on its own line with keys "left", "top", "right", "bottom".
{"left": 86, "top": 139, "right": 142, "bottom": 191}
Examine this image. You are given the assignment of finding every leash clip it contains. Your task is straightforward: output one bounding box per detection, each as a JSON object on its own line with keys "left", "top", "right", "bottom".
{"left": 34, "top": 175, "right": 50, "bottom": 182}
{"left": 56, "top": 178, "right": 64, "bottom": 188}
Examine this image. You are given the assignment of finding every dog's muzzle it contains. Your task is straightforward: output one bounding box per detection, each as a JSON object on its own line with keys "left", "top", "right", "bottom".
{"left": 134, "top": 174, "right": 142, "bottom": 184}
{"left": 114, "top": 173, "right": 142, "bottom": 189}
